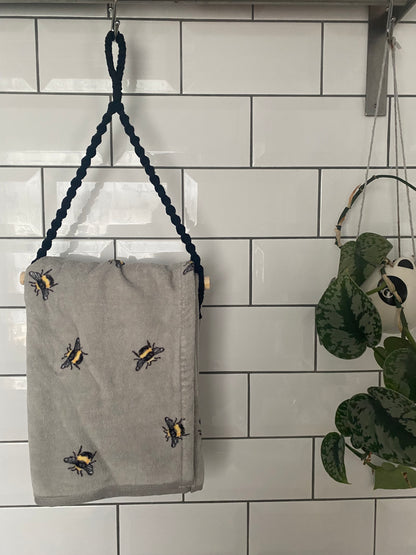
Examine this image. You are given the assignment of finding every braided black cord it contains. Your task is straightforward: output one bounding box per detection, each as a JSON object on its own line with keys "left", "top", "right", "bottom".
{"left": 34, "top": 30, "right": 204, "bottom": 310}
{"left": 118, "top": 106, "right": 205, "bottom": 310}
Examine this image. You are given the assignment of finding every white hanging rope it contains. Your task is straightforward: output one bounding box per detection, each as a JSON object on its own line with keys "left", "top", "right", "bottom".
{"left": 356, "top": 37, "right": 389, "bottom": 237}
{"left": 392, "top": 40, "right": 402, "bottom": 255}
{"left": 357, "top": 0, "right": 415, "bottom": 261}
{"left": 391, "top": 38, "right": 416, "bottom": 256}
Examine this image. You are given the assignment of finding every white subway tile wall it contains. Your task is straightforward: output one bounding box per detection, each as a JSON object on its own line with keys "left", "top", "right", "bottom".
{"left": 1, "top": 2, "right": 416, "bottom": 554}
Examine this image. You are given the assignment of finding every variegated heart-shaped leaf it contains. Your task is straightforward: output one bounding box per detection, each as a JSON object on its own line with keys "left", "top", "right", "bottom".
{"left": 321, "top": 432, "right": 349, "bottom": 484}
{"left": 335, "top": 399, "right": 354, "bottom": 437}
{"left": 316, "top": 275, "right": 382, "bottom": 359}
{"left": 384, "top": 347, "right": 416, "bottom": 402}
{"left": 338, "top": 233, "right": 392, "bottom": 286}
{"left": 348, "top": 387, "right": 416, "bottom": 466}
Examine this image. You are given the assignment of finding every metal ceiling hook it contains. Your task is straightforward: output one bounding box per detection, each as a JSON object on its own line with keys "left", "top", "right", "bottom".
{"left": 108, "top": 0, "right": 120, "bottom": 38}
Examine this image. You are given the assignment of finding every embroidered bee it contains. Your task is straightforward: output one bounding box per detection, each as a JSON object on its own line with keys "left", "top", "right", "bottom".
{"left": 64, "top": 446, "right": 96, "bottom": 477}
{"left": 108, "top": 259, "right": 125, "bottom": 269}
{"left": 61, "top": 337, "right": 88, "bottom": 370}
{"left": 28, "top": 268, "right": 57, "bottom": 300}
{"left": 183, "top": 261, "right": 194, "bottom": 275}
{"left": 132, "top": 340, "right": 164, "bottom": 372}
{"left": 163, "top": 417, "right": 188, "bottom": 448}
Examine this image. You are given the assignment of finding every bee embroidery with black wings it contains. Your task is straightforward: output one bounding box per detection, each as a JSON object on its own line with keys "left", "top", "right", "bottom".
{"left": 163, "top": 417, "right": 189, "bottom": 448}
{"left": 28, "top": 268, "right": 58, "bottom": 300}
{"left": 61, "top": 337, "right": 88, "bottom": 370}
{"left": 132, "top": 340, "right": 164, "bottom": 371}
{"left": 64, "top": 446, "right": 96, "bottom": 477}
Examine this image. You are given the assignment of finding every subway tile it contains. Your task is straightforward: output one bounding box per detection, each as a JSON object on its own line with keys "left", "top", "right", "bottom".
{"left": 0, "top": 239, "right": 40, "bottom": 306}
{"left": 0, "top": 168, "right": 42, "bottom": 237}
{"left": 403, "top": 7, "right": 416, "bottom": 21}
{"left": 0, "top": 5, "right": 103, "bottom": 16}
{"left": 0, "top": 506, "right": 117, "bottom": 554}
{"left": 253, "top": 97, "right": 388, "bottom": 167}
{"left": 387, "top": 25, "right": 416, "bottom": 93}
{"left": 0, "top": 377, "right": 27, "bottom": 441}
{"left": 319, "top": 169, "right": 416, "bottom": 238}
{"left": 96, "top": 493, "right": 181, "bottom": 504}
{"left": 118, "top": 2, "right": 252, "bottom": 19}
{"left": 194, "top": 240, "right": 249, "bottom": 306}
{"left": 43, "top": 168, "right": 182, "bottom": 238}
{"left": 0, "top": 95, "right": 111, "bottom": 166}
{"left": 317, "top": 341, "right": 380, "bottom": 372}
{"left": 187, "top": 438, "right": 311, "bottom": 501}
{"left": 184, "top": 169, "right": 318, "bottom": 237}
{"left": 199, "top": 307, "right": 315, "bottom": 372}
{"left": 0, "top": 19, "right": 36, "bottom": 91}
{"left": 112, "top": 96, "right": 250, "bottom": 167}
{"left": 323, "top": 23, "right": 367, "bottom": 95}
{"left": 254, "top": 5, "right": 367, "bottom": 20}
{"left": 252, "top": 238, "right": 338, "bottom": 305}
{"left": 39, "top": 20, "right": 180, "bottom": 94}
{"left": 0, "top": 309, "right": 26, "bottom": 375}
{"left": 250, "top": 500, "right": 374, "bottom": 555}
{"left": 250, "top": 372, "right": 376, "bottom": 437}
{"left": 0, "top": 443, "right": 34, "bottom": 505}
{"left": 120, "top": 503, "right": 246, "bottom": 555}
{"left": 199, "top": 374, "right": 247, "bottom": 438}
{"left": 314, "top": 438, "right": 416, "bottom": 499}
{"left": 389, "top": 99, "right": 416, "bottom": 167}
{"left": 182, "top": 22, "right": 320, "bottom": 94}
{"left": 376, "top": 499, "right": 416, "bottom": 555}
{"left": 0, "top": 239, "right": 113, "bottom": 306}
{"left": 323, "top": 23, "right": 416, "bottom": 97}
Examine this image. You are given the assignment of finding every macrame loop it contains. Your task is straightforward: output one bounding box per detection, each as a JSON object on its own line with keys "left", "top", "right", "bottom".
{"left": 34, "top": 30, "right": 205, "bottom": 313}
{"left": 105, "top": 30, "right": 126, "bottom": 105}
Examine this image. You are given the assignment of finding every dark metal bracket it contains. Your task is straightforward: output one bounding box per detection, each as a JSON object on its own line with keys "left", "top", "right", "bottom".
{"left": 366, "top": 1, "right": 416, "bottom": 116}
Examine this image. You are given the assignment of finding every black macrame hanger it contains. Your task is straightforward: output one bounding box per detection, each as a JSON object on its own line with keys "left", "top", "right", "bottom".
{"left": 34, "top": 30, "right": 205, "bottom": 313}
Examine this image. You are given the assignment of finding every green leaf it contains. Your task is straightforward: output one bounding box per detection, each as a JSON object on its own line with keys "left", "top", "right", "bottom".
{"left": 384, "top": 348, "right": 416, "bottom": 402}
{"left": 373, "top": 337, "right": 410, "bottom": 371}
{"left": 338, "top": 233, "right": 392, "bottom": 286}
{"left": 316, "top": 275, "right": 382, "bottom": 359}
{"left": 348, "top": 387, "right": 416, "bottom": 466}
{"left": 338, "top": 241, "right": 357, "bottom": 279}
{"left": 374, "top": 462, "right": 416, "bottom": 489}
{"left": 321, "top": 432, "right": 349, "bottom": 484}
{"left": 374, "top": 346, "right": 387, "bottom": 369}
{"left": 335, "top": 399, "right": 353, "bottom": 436}
{"left": 384, "top": 336, "right": 410, "bottom": 354}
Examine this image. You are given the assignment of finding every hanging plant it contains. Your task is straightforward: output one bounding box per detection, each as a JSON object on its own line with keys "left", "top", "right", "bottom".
{"left": 317, "top": 174, "right": 416, "bottom": 490}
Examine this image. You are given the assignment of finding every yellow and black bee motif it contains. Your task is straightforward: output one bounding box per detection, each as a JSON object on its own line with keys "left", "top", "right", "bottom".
{"left": 132, "top": 340, "right": 164, "bottom": 372}
{"left": 183, "top": 261, "right": 194, "bottom": 275}
{"left": 28, "top": 268, "right": 57, "bottom": 300}
{"left": 64, "top": 446, "right": 96, "bottom": 476}
{"left": 108, "top": 259, "right": 125, "bottom": 269}
{"left": 61, "top": 337, "right": 88, "bottom": 370}
{"left": 163, "top": 417, "right": 189, "bottom": 448}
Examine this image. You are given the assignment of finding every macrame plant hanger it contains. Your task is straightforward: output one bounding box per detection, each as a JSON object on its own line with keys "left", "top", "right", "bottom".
{"left": 355, "top": 0, "right": 416, "bottom": 259}
{"left": 333, "top": 0, "right": 416, "bottom": 335}
{"left": 20, "top": 12, "right": 206, "bottom": 314}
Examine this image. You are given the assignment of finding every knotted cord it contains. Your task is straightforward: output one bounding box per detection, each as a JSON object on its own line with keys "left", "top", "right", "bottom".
{"left": 34, "top": 30, "right": 205, "bottom": 313}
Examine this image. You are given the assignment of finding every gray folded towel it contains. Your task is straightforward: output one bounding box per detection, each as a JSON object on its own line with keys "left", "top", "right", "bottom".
{"left": 24, "top": 256, "right": 203, "bottom": 506}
